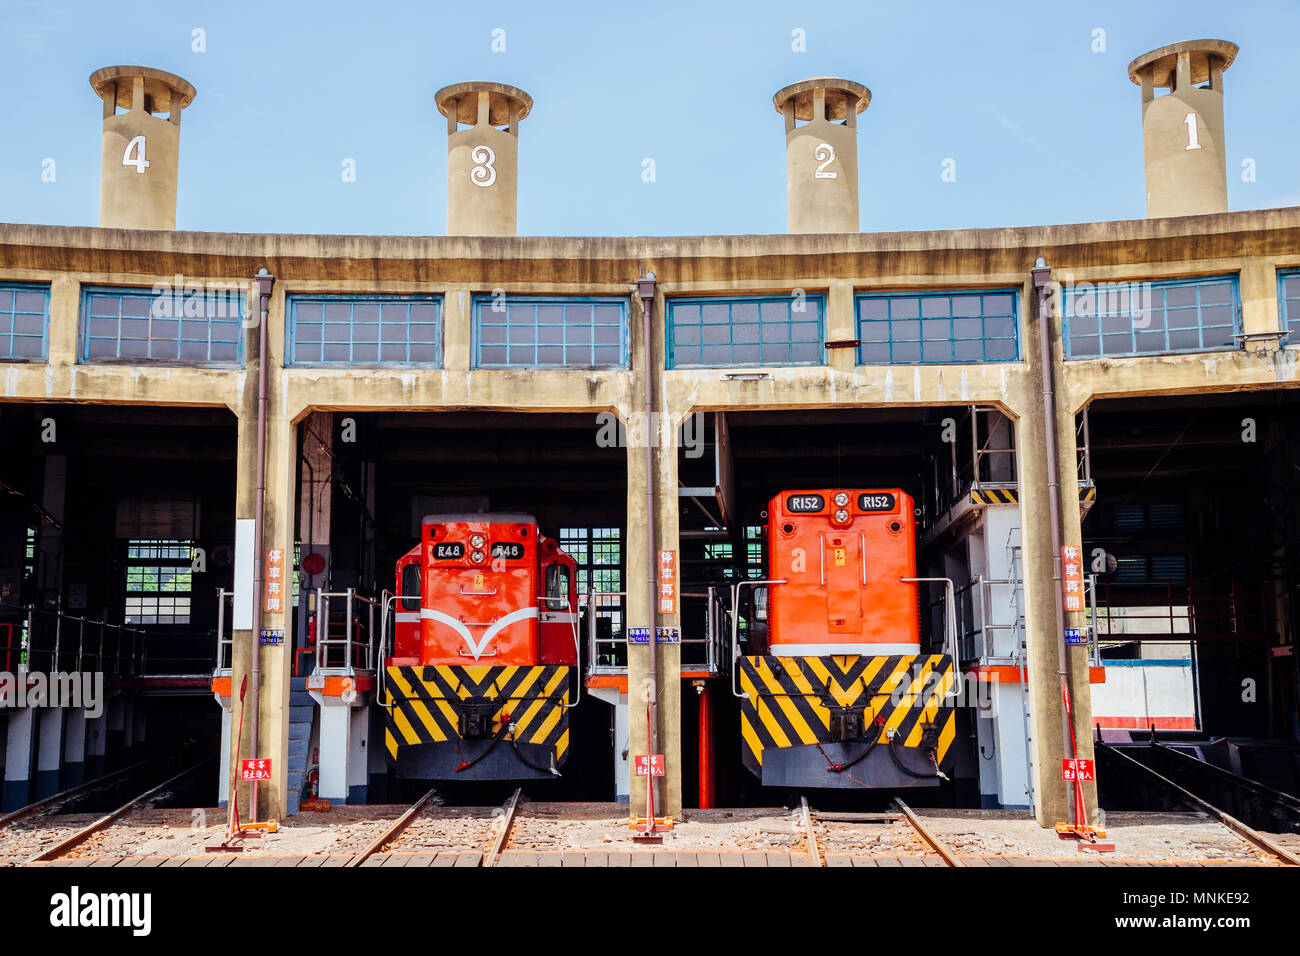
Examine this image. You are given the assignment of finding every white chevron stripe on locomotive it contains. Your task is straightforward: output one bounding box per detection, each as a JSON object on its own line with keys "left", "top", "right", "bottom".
{"left": 420, "top": 605, "right": 539, "bottom": 660}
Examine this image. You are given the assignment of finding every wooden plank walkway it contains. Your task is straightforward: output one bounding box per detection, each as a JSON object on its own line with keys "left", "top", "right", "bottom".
{"left": 19, "top": 851, "right": 1280, "bottom": 867}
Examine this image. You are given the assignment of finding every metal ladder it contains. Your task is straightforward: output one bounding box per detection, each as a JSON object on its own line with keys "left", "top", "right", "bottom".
{"left": 1006, "top": 530, "right": 1035, "bottom": 815}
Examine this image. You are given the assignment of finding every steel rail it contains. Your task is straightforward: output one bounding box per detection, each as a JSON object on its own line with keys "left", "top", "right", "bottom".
{"left": 799, "top": 796, "right": 822, "bottom": 868}
{"left": 894, "top": 797, "right": 964, "bottom": 867}
{"left": 1100, "top": 743, "right": 1300, "bottom": 866}
{"left": 24, "top": 757, "right": 212, "bottom": 864}
{"left": 484, "top": 788, "right": 522, "bottom": 867}
{"left": 0, "top": 748, "right": 183, "bottom": 827}
{"left": 345, "top": 786, "right": 441, "bottom": 867}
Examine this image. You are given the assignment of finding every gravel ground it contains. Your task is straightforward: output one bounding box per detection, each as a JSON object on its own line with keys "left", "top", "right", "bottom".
{"left": 912, "top": 809, "right": 1280, "bottom": 863}
{"left": 507, "top": 803, "right": 810, "bottom": 853}
{"left": 1, "top": 802, "right": 1283, "bottom": 864}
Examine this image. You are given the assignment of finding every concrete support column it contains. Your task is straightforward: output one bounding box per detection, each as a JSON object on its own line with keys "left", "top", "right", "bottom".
{"left": 443, "top": 287, "right": 472, "bottom": 372}
{"left": 228, "top": 282, "right": 295, "bottom": 821}
{"left": 347, "top": 704, "right": 368, "bottom": 804}
{"left": 2, "top": 707, "right": 35, "bottom": 811}
{"left": 826, "top": 280, "right": 856, "bottom": 375}
{"left": 1241, "top": 259, "right": 1282, "bottom": 338}
{"left": 215, "top": 695, "right": 231, "bottom": 807}
{"left": 62, "top": 707, "right": 87, "bottom": 789}
{"left": 131, "top": 707, "right": 147, "bottom": 759}
{"left": 84, "top": 705, "right": 108, "bottom": 780}
{"left": 315, "top": 701, "right": 350, "bottom": 804}
{"left": 1018, "top": 274, "right": 1099, "bottom": 827}
{"left": 47, "top": 275, "right": 80, "bottom": 366}
{"left": 625, "top": 288, "right": 683, "bottom": 820}
{"left": 34, "top": 707, "right": 64, "bottom": 798}
{"left": 118, "top": 697, "right": 135, "bottom": 764}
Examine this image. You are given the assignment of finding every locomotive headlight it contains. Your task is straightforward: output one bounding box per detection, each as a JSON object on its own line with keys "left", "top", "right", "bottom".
{"left": 469, "top": 534, "right": 486, "bottom": 549}
{"left": 834, "top": 509, "right": 850, "bottom": 523}
{"left": 834, "top": 492, "right": 849, "bottom": 507}
{"left": 471, "top": 550, "right": 486, "bottom": 564}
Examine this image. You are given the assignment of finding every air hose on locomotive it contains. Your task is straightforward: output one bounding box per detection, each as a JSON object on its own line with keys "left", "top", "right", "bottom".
{"left": 819, "top": 715, "right": 887, "bottom": 774}
{"left": 886, "top": 723, "right": 949, "bottom": 782}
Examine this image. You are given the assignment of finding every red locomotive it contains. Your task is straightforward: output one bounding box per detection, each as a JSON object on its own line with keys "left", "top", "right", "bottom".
{"left": 737, "top": 489, "right": 955, "bottom": 789}
{"left": 381, "top": 513, "right": 578, "bottom": 781}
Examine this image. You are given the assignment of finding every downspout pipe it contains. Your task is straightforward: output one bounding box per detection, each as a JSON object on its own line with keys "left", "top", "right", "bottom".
{"left": 636, "top": 273, "right": 659, "bottom": 806}
{"left": 1032, "top": 256, "right": 1076, "bottom": 824}
{"left": 250, "top": 267, "right": 275, "bottom": 819}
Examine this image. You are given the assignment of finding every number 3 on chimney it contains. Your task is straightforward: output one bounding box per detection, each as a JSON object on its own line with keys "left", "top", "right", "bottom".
{"left": 122, "top": 135, "right": 150, "bottom": 174}
{"left": 470, "top": 144, "right": 497, "bottom": 188}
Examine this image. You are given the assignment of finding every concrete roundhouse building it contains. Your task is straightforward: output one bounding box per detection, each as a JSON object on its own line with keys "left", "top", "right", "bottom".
{"left": 2, "top": 41, "right": 1298, "bottom": 829}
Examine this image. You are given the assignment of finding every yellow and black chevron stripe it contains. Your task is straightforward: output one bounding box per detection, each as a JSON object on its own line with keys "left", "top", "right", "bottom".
{"left": 381, "top": 664, "right": 570, "bottom": 778}
{"left": 739, "top": 654, "right": 956, "bottom": 788}
{"left": 1078, "top": 484, "right": 1097, "bottom": 504}
{"left": 970, "top": 487, "right": 1018, "bottom": 505}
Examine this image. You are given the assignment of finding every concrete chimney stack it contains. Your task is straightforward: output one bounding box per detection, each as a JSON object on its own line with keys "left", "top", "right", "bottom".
{"left": 773, "top": 77, "right": 870, "bottom": 234}
{"left": 90, "top": 66, "right": 195, "bottom": 230}
{"left": 435, "top": 82, "right": 533, "bottom": 237}
{"left": 1127, "top": 40, "right": 1238, "bottom": 218}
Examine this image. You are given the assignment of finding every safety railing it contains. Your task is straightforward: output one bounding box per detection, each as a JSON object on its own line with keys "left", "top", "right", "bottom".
{"left": 214, "top": 588, "right": 233, "bottom": 675}
{"left": 1089, "top": 581, "right": 1274, "bottom": 644}
{"left": 948, "top": 570, "right": 1102, "bottom": 668}
{"left": 0, "top": 601, "right": 207, "bottom": 676}
{"left": 586, "top": 589, "right": 629, "bottom": 675}
{"left": 315, "top": 587, "right": 381, "bottom": 674}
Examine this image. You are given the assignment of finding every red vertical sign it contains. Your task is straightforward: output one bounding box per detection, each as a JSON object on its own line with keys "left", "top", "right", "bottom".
{"left": 1061, "top": 545, "right": 1084, "bottom": 613}
{"left": 658, "top": 550, "right": 677, "bottom": 615}
{"left": 264, "top": 548, "right": 285, "bottom": 614}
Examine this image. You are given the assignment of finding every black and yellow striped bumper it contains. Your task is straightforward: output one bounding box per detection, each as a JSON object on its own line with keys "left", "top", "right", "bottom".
{"left": 381, "top": 665, "right": 570, "bottom": 781}
{"left": 739, "top": 654, "right": 956, "bottom": 789}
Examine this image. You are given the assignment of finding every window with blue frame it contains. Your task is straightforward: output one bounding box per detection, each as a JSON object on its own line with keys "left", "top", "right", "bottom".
{"left": 1280, "top": 270, "right": 1300, "bottom": 344}
{"left": 856, "top": 290, "right": 1018, "bottom": 364}
{"left": 288, "top": 295, "right": 441, "bottom": 366}
{"left": 473, "top": 296, "right": 627, "bottom": 368}
{"left": 81, "top": 285, "right": 243, "bottom": 365}
{"left": 1063, "top": 275, "right": 1240, "bottom": 359}
{"left": 667, "top": 294, "right": 824, "bottom": 368}
{"left": 0, "top": 283, "right": 50, "bottom": 361}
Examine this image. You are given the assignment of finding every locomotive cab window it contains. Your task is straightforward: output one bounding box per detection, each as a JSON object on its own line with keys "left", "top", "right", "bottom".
{"left": 545, "top": 564, "right": 570, "bottom": 610}
{"left": 401, "top": 563, "right": 421, "bottom": 611}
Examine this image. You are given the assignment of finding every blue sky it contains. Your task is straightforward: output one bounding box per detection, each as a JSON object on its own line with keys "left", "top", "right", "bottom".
{"left": 1, "top": 0, "right": 1295, "bottom": 237}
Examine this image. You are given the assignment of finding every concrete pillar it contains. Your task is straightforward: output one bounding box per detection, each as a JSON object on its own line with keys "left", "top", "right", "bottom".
{"left": 315, "top": 701, "right": 350, "bottom": 804}
{"left": 443, "top": 287, "right": 472, "bottom": 372}
{"left": 216, "top": 695, "right": 231, "bottom": 807}
{"left": 436, "top": 83, "right": 532, "bottom": 237}
{"left": 590, "top": 687, "right": 631, "bottom": 802}
{"left": 826, "top": 280, "right": 856, "bottom": 375}
{"left": 2, "top": 708, "right": 35, "bottom": 811}
{"left": 1127, "top": 40, "right": 1237, "bottom": 218}
{"left": 132, "top": 707, "right": 147, "bottom": 758}
{"left": 347, "top": 704, "right": 368, "bottom": 804}
{"left": 229, "top": 281, "right": 295, "bottom": 820}
{"left": 1018, "top": 272, "right": 1100, "bottom": 826}
{"left": 625, "top": 284, "right": 683, "bottom": 819}
{"left": 62, "top": 707, "right": 87, "bottom": 788}
{"left": 37, "top": 455, "right": 66, "bottom": 603}
{"left": 773, "top": 77, "right": 870, "bottom": 234}
{"left": 117, "top": 697, "right": 134, "bottom": 765}
{"left": 84, "top": 706, "right": 108, "bottom": 780}
{"left": 89, "top": 66, "right": 196, "bottom": 230}
{"left": 34, "top": 707, "right": 64, "bottom": 798}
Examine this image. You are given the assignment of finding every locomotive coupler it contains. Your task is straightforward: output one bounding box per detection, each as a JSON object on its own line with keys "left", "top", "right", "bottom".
{"left": 829, "top": 706, "right": 868, "bottom": 742}
{"left": 458, "top": 697, "right": 498, "bottom": 739}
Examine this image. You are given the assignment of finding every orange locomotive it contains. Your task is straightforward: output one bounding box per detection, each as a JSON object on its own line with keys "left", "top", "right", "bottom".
{"left": 737, "top": 489, "right": 956, "bottom": 789}
{"left": 380, "top": 514, "right": 579, "bottom": 781}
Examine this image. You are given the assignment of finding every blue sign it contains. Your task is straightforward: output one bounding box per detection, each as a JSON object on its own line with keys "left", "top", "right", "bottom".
{"left": 655, "top": 627, "right": 680, "bottom": 644}
{"left": 1064, "top": 627, "right": 1088, "bottom": 646}
{"left": 628, "top": 627, "right": 651, "bottom": 644}
{"left": 259, "top": 628, "right": 284, "bottom": 645}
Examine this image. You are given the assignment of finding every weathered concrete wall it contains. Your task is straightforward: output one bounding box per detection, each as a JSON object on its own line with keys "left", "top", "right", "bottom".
{"left": 1, "top": 206, "right": 1297, "bottom": 823}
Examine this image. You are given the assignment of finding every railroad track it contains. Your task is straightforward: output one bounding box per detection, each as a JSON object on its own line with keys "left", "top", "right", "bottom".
{"left": 801, "top": 797, "right": 962, "bottom": 867}
{"left": 22, "top": 757, "right": 212, "bottom": 865}
{"left": 0, "top": 748, "right": 184, "bottom": 828}
{"left": 1099, "top": 742, "right": 1300, "bottom": 867}
{"left": 346, "top": 787, "right": 521, "bottom": 868}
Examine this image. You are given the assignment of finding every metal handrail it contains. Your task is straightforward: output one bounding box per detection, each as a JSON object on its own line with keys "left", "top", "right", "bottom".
{"left": 729, "top": 579, "right": 786, "bottom": 699}
{"left": 315, "top": 587, "right": 380, "bottom": 674}
{"left": 214, "top": 588, "right": 233, "bottom": 675}
{"left": 585, "top": 588, "right": 629, "bottom": 674}
{"left": 3, "top": 602, "right": 152, "bottom": 676}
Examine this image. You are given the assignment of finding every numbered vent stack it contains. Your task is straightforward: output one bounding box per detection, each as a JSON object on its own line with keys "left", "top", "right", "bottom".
{"left": 1128, "top": 39, "right": 1238, "bottom": 219}
{"left": 90, "top": 66, "right": 195, "bottom": 230}
{"left": 773, "top": 77, "right": 870, "bottom": 234}
{"left": 436, "top": 82, "right": 532, "bottom": 237}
